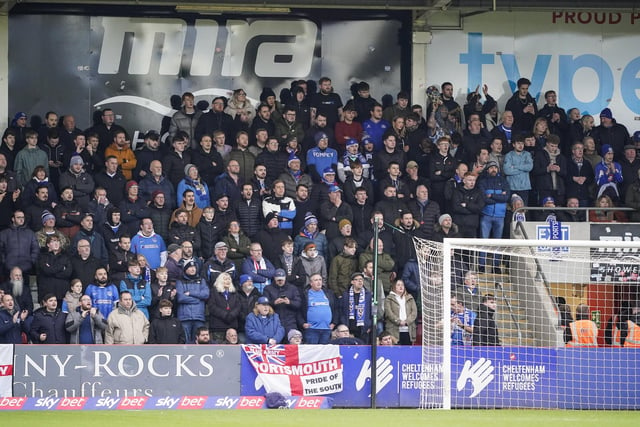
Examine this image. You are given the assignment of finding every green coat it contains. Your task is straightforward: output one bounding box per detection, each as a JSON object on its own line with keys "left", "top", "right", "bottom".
{"left": 384, "top": 292, "right": 418, "bottom": 342}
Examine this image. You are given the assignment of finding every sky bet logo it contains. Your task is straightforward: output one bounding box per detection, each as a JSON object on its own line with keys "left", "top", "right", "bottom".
{"left": 460, "top": 32, "right": 640, "bottom": 115}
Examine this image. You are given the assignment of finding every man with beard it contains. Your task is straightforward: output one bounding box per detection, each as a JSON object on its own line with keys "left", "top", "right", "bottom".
{"left": 105, "top": 130, "right": 137, "bottom": 181}
{"left": 148, "top": 190, "right": 172, "bottom": 242}
{"left": 374, "top": 185, "right": 407, "bottom": 226}
{"left": 169, "top": 208, "right": 200, "bottom": 252}
{"left": 85, "top": 108, "right": 127, "bottom": 153}
{"left": 250, "top": 104, "right": 276, "bottom": 144}
{"left": 25, "top": 185, "right": 55, "bottom": 232}
{"left": 478, "top": 161, "right": 510, "bottom": 272}
{"left": 108, "top": 235, "right": 136, "bottom": 282}
{"left": 310, "top": 77, "right": 343, "bottom": 129}
{"left": 0, "top": 267, "right": 34, "bottom": 319}
{"left": 65, "top": 294, "right": 107, "bottom": 344}
{"left": 275, "top": 107, "right": 305, "bottom": 147}
{"left": 85, "top": 267, "right": 119, "bottom": 320}
{"left": 392, "top": 211, "right": 419, "bottom": 274}
{"left": 191, "top": 133, "right": 224, "bottom": 188}
{"left": 236, "top": 183, "right": 262, "bottom": 239}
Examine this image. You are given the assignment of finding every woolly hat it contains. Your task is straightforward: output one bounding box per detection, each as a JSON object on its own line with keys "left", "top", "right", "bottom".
{"left": 288, "top": 154, "right": 301, "bottom": 165}
{"left": 600, "top": 107, "right": 613, "bottom": 119}
{"left": 125, "top": 180, "right": 138, "bottom": 192}
{"left": 183, "top": 260, "right": 197, "bottom": 272}
{"left": 304, "top": 242, "right": 317, "bottom": 252}
{"left": 511, "top": 194, "right": 524, "bottom": 204}
{"left": 345, "top": 138, "right": 359, "bottom": 148}
{"left": 438, "top": 214, "right": 452, "bottom": 225}
{"left": 167, "top": 243, "right": 181, "bottom": 254}
{"left": 260, "top": 87, "right": 276, "bottom": 101}
{"left": 41, "top": 210, "right": 55, "bottom": 225}
{"left": 304, "top": 213, "right": 318, "bottom": 227}
{"left": 601, "top": 144, "right": 614, "bottom": 156}
{"left": 240, "top": 274, "right": 252, "bottom": 284}
{"left": 323, "top": 167, "right": 336, "bottom": 175}
{"left": 184, "top": 163, "right": 197, "bottom": 176}
{"left": 14, "top": 112, "right": 26, "bottom": 120}
{"left": 541, "top": 196, "right": 555, "bottom": 206}
{"left": 151, "top": 190, "right": 164, "bottom": 200}
{"left": 314, "top": 132, "right": 328, "bottom": 144}
{"left": 288, "top": 329, "right": 302, "bottom": 341}
{"left": 70, "top": 155, "right": 84, "bottom": 166}
{"left": 265, "top": 212, "right": 278, "bottom": 223}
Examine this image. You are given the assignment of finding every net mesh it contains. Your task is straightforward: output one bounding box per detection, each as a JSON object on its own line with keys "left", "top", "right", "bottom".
{"left": 416, "top": 237, "right": 640, "bottom": 409}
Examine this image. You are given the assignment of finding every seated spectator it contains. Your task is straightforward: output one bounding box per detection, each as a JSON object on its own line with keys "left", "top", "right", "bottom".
{"left": 223, "top": 327, "right": 241, "bottom": 344}
{"left": 245, "top": 296, "right": 285, "bottom": 345}
{"left": 329, "top": 323, "right": 364, "bottom": 345}
{"left": 287, "top": 329, "right": 303, "bottom": 345}
{"left": 378, "top": 330, "right": 397, "bottom": 345}
{"left": 589, "top": 195, "right": 628, "bottom": 222}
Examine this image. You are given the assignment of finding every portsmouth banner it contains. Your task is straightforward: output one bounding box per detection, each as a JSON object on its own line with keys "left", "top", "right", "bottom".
{"left": 242, "top": 344, "right": 343, "bottom": 396}
{"left": 0, "top": 345, "right": 13, "bottom": 397}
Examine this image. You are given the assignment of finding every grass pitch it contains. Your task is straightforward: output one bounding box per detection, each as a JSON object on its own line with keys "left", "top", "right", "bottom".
{"left": 2, "top": 409, "right": 639, "bottom": 427}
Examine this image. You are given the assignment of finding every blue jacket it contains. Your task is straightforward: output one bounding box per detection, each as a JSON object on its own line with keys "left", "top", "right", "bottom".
{"left": 176, "top": 276, "right": 210, "bottom": 322}
{"left": 245, "top": 312, "right": 285, "bottom": 344}
{"left": 177, "top": 179, "right": 211, "bottom": 210}
{"left": 503, "top": 150, "right": 533, "bottom": 191}
{"left": 0, "top": 307, "right": 27, "bottom": 344}
{"left": 478, "top": 173, "right": 510, "bottom": 218}
{"left": 120, "top": 274, "right": 152, "bottom": 319}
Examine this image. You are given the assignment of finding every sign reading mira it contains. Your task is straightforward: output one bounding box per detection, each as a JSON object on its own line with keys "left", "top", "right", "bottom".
{"left": 13, "top": 345, "right": 240, "bottom": 398}
{"left": 96, "top": 17, "right": 317, "bottom": 78}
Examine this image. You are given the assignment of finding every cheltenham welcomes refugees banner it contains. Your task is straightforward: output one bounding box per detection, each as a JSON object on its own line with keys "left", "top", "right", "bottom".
{"left": 0, "top": 345, "right": 13, "bottom": 397}
{"left": 242, "top": 345, "right": 342, "bottom": 396}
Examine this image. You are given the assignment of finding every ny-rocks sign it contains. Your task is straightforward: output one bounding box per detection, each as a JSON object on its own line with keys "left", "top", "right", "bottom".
{"left": 12, "top": 345, "right": 240, "bottom": 398}
{"left": 8, "top": 14, "right": 403, "bottom": 137}
{"left": 426, "top": 11, "right": 640, "bottom": 128}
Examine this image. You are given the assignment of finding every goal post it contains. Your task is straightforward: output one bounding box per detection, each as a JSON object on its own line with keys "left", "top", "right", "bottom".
{"left": 416, "top": 237, "right": 640, "bottom": 410}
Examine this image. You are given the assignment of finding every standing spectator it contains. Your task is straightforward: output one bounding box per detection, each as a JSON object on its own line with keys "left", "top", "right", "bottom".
{"left": 0, "top": 210, "right": 39, "bottom": 278}
{"left": 339, "top": 272, "right": 372, "bottom": 344}
{"left": 429, "top": 137, "right": 457, "bottom": 211}
{"left": 85, "top": 108, "right": 127, "bottom": 153}
{"left": 14, "top": 129, "right": 48, "bottom": 187}
{"left": 307, "top": 132, "right": 338, "bottom": 184}
{"left": 148, "top": 299, "right": 185, "bottom": 344}
{"left": 104, "top": 130, "right": 137, "bottom": 180}
{"left": 149, "top": 266, "right": 176, "bottom": 321}
{"left": 452, "top": 172, "right": 485, "bottom": 238}
{"left": 293, "top": 213, "right": 328, "bottom": 259}
{"left": 54, "top": 187, "right": 85, "bottom": 242}
{"left": 134, "top": 130, "right": 166, "bottom": 182}
{"left": 58, "top": 155, "right": 95, "bottom": 209}
{"left": 0, "top": 267, "right": 34, "bottom": 319}
{"left": 85, "top": 267, "right": 119, "bottom": 320}
{"left": 299, "top": 242, "right": 327, "bottom": 287}
{"left": 392, "top": 211, "right": 419, "bottom": 273}
{"left": 120, "top": 260, "right": 152, "bottom": 319}
{"left": 244, "top": 296, "right": 285, "bottom": 345}
{"left": 0, "top": 294, "right": 29, "bottom": 344}
{"left": 191, "top": 133, "right": 224, "bottom": 188}
{"left": 262, "top": 268, "right": 301, "bottom": 333}
{"left": 592, "top": 108, "right": 630, "bottom": 161}
{"left": 310, "top": 77, "right": 343, "bottom": 129}
{"left": 225, "top": 88, "right": 256, "bottom": 128}
{"left": 383, "top": 91, "right": 410, "bottom": 124}
{"left": 450, "top": 295, "right": 476, "bottom": 346}
{"left": 384, "top": 279, "right": 417, "bottom": 345}
{"left": 505, "top": 77, "right": 538, "bottom": 135}
{"left": 236, "top": 183, "right": 262, "bottom": 239}
{"left": 534, "top": 135, "right": 567, "bottom": 206}
{"left": 138, "top": 160, "right": 176, "bottom": 210}
{"left": 478, "top": 161, "right": 510, "bottom": 272}
{"left": 65, "top": 294, "right": 106, "bottom": 344}
{"left": 105, "top": 291, "right": 149, "bottom": 344}
{"left": 222, "top": 220, "right": 252, "bottom": 272}
{"left": 131, "top": 217, "right": 167, "bottom": 269}
{"left": 228, "top": 131, "right": 256, "bottom": 183}
{"left": 301, "top": 273, "right": 337, "bottom": 344}
{"left": 163, "top": 134, "right": 192, "bottom": 188}
{"left": 147, "top": 191, "right": 172, "bottom": 243}
{"left": 262, "top": 180, "right": 296, "bottom": 233}
{"left": 594, "top": 144, "right": 624, "bottom": 204}
{"left": 93, "top": 156, "right": 127, "bottom": 207}
{"left": 241, "top": 242, "right": 276, "bottom": 294}
{"left": 619, "top": 144, "right": 640, "bottom": 203}
{"left": 328, "top": 238, "right": 358, "bottom": 299}
{"left": 176, "top": 260, "right": 210, "bottom": 344}
{"left": 70, "top": 239, "right": 103, "bottom": 293}
{"left": 565, "top": 141, "right": 595, "bottom": 207}
{"left": 37, "top": 235, "right": 73, "bottom": 304}
{"left": 472, "top": 294, "right": 501, "bottom": 346}
{"left": 503, "top": 135, "right": 534, "bottom": 206}
{"left": 358, "top": 238, "right": 395, "bottom": 295}
{"left": 169, "top": 92, "right": 202, "bottom": 144}
{"left": 119, "top": 181, "right": 150, "bottom": 236}
{"left": 108, "top": 234, "right": 136, "bottom": 282}
{"left": 177, "top": 164, "right": 211, "bottom": 210}
{"left": 194, "top": 97, "right": 235, "bottom": 143}
{"left": 29, "top": 294, "right": 68, "bottom": 344}
{"left": 72, "top": 212, "right": 109, "bottom": 265}
{"left": 334, "top": 103, "right": 363, "bottom": 155}
{"left": 197, "top": 206, "right": 222, "bottom": 259}
{"left": 274, "top": 238, "right": 307, "bottom": 291}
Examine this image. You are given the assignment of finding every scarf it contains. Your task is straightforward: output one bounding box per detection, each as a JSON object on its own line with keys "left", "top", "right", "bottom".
{"left": 283, "top": 254, "right": 294, "bottom": 274}
{"left": 289, "top": 168, "right": 302, "bottom": 181}
{"left": 545, "top": 147, "right": 559, "bottom": 190}
{"left": 300, "top": 228, "right": 317, "bottom": 240}
{"left": 348, "top": 287, "right": 366, "bottom": 327}
{"left": 185, "top": 176, "right": 207, "bottom": 197}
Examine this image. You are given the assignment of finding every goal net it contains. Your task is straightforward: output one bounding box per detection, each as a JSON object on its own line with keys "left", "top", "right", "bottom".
{"left": 415, "top": 237, "right": 640, "bottom": 410}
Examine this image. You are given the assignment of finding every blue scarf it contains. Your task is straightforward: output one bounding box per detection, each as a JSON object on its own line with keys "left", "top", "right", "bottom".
{"left": 348, "top": 287, "right": 366, "bottom": 327}
{"left": 185, "top": 177, "right": 207, "bottom": 198}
